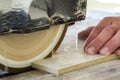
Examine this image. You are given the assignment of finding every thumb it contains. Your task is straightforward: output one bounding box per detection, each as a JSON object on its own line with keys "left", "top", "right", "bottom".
{"left": 78, "top": 27, "right": 94, "bottom": 40}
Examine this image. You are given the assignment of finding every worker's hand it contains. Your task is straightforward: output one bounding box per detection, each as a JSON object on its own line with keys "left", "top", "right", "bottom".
{"left": 78, "top": 16, "right": 120, "bottom": 56}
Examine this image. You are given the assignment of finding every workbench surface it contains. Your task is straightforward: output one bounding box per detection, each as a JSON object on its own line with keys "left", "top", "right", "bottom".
{"left": 1, "top": 60, "right": 120, "bottom": 80}
{"left": 1, "top": 10, "right": 120, "bottom": 80}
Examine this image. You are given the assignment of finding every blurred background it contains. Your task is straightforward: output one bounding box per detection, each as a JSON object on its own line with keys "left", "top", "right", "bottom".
{"left": 88, "top": 0, "right": 120, "bottom": 13}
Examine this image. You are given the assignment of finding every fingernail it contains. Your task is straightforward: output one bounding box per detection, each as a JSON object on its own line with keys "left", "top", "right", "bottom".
{"left": 87, "top": 47, "right": 96, "bottom": 54}
{"left": 100, "top": 47, "right": 110, "bottom": 55}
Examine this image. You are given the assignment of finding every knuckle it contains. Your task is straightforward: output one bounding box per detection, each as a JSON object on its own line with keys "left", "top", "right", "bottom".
{"left": 115, "top": 30, "right": 120, "bottom": 40}
{"left": 94, "top": 26, "right": 103, "bottom": 32}
{"left": 95, "top": 37, "right": 104, "bottom": 44}
{"left": 105, "top": 27, "right": 116, "bottom": 34}
{"left": 92, "top": 37, "right": 105, "bottom": 48}
{"left": 105, "top": 32, "right": 120, "bottom": 51}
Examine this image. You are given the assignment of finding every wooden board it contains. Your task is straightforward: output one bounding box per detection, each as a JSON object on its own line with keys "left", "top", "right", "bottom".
{"left": 32, "top": 22, "right": 120, "bottom": 75}
{"left": 32, "top": 44, "right": 119, "bottom": 75}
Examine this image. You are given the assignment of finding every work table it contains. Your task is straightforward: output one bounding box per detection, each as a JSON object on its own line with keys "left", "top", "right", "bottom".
{"left": 1, "top": 60, "right": 120, "bottom": 80}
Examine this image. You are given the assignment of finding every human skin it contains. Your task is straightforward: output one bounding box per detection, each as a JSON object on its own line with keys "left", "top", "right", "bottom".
{"left": 78, "top": 16, "right": 120, "bottom": 56}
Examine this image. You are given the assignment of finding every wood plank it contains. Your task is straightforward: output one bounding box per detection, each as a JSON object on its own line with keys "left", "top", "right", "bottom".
{"left": 32, "top": 45, "right": 119, "bottom": 75}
